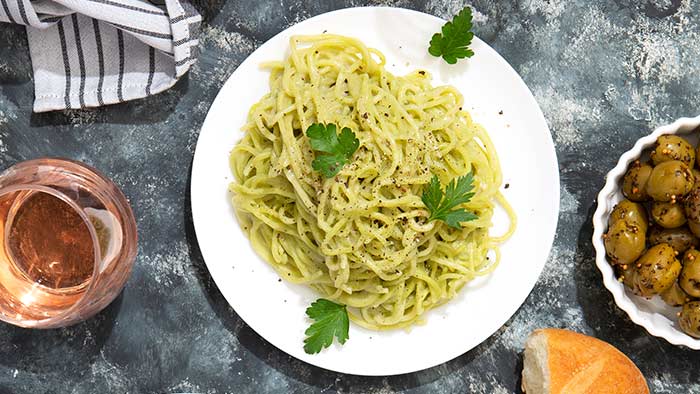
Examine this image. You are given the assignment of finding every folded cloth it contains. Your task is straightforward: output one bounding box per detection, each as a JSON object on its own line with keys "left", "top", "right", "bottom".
{"left": 0, "top": 0, "right": 201, "bottom": 112}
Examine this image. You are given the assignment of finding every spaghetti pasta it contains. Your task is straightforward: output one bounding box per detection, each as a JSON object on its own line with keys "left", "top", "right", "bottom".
{"left": 229, "top": 34, "right": 516, "bottom": 330}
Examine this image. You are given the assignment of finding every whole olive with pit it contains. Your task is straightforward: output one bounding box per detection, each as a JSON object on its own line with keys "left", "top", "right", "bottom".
{"left": 648, "top": 226, "right": 699, "bottom": 253}
{"left": 651, "top": 202, "right": 687, "bottom": 229}
{"left": 646, "top": 160, "right": 694, "bottom": 202}
{"left": 680, "top": 249, "right": 700, "bottom": 298}
{"left": 679, "top": 301, "right": 700, "bottom": 338}
{"left": 620, "top": 264, "right": 641, "bottom": 296}
{"left": 651, "top": 135, "right": 696, "bottom": 167}
{"left": 609, "top": 199, "right": 648, "bottom": 233}
{"left": 604, "top": 220, "right": 646, "bottom": 266}
{"left": 660, "top": 281, "right": 690, "bottom": 307}
{"left": 633, "top": 243, "right": 682, "bottom": 297}
{"left": 622, "top": 161, "right": 653, "bottom": 202}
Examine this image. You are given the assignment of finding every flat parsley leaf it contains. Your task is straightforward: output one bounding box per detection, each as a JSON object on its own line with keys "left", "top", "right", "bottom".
{"left": 428, "top": 6, "right": 475, "bottom": 65}
{"left": 303, "top": 299, "right": 350, "bottom": 354}
{"left": 306, "top": 123, "right": 359, "bottom": 178}
{"left": 421, "top": 173, "right": 478, "bottom": 228}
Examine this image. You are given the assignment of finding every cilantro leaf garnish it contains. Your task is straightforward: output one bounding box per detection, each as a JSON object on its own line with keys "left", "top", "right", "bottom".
{"left": 306, "top": 123, "right": 359, "bottom": 178}
{"left": 303, "top": 298, "right": 350, "bottom": 354}
{"left": 421, "top": 173, "right": 478, "bottom": 228}
{"left": 428, "top": 6, "right": 475, "bottom": 65}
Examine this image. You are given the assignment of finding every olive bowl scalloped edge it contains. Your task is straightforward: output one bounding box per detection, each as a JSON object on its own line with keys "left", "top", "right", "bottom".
{"left": 593, "top": 115, "right": 700, "bottom": 349}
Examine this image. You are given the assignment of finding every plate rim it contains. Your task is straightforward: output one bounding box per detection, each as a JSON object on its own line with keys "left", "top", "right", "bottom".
{"left": 191, "top": 5, "right": 561, "bottom": 375}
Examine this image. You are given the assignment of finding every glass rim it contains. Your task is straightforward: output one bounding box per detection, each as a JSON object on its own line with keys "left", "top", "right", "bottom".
{"left": 0, "top": 157, "right": 138, "bottom": 328}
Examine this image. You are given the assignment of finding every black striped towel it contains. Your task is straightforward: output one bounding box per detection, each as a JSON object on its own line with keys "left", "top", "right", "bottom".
{"left": 0, "top": 0, "right": 201, "bottom": 112}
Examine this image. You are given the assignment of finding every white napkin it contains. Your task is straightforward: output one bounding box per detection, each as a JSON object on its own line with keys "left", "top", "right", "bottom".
{"left": 0, "top": 0, "right": 201, "bottom": 112}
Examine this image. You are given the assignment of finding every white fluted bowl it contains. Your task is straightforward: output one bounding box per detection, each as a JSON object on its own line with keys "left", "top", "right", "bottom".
{"left": 593, "top": 115, "right": 700, "bottom": 348}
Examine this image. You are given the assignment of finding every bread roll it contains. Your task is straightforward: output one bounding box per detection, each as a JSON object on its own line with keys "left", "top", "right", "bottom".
{"left": 521, "top": 329, "right": 649, "bottom": 394}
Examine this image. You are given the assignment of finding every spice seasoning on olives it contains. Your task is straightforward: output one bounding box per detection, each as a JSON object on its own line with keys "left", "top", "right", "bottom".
{"left": 605, "top": 133, "right": 700, "bottom": 337}
{"left": 619, "top": 264, "right": 641, "bottom": 295}
{"left": 680, "top": 249, "right": 700, "bottom": 298}
{"left": 633, "top": 243, "right": 681, "bottom": 297}
{"left": 604, "top": 219, "right": 646, "bottom": 265}
{"left": 651, "top": 135, "right": 696, "bottom": 167}
{"left": 679, "top": 301, "right": 700, "bottom": 338}
{"left": 646, "top": 160, "right": 695, "bottom": 202}
{"left": 648, "top": 226, "right": 699, "bottom": 253}
{"left": 651, "top": 202, "right": 687, "bottom": 229}
{"left": 609, "top": 199, "right": 648, "bottom": 232}
{"left": 684, "top": 182, "right": 700, "bottom": 223}
{"left": 622, "top": 161, "right": 652, "bottom": 202}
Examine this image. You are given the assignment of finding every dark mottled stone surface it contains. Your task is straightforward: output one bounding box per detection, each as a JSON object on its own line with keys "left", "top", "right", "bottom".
{"left": 1, "top": 0, "right": 700, "bottom": 392}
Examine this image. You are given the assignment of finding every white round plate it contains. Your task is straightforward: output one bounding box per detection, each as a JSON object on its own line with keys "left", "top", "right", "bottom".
{"left": 191, "top": 7, "right": 559, "bottom": 376}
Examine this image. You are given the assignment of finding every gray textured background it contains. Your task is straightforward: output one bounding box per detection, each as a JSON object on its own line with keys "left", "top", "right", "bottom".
{"left": 0, "top": 0, "right": 698, "bottom": 393}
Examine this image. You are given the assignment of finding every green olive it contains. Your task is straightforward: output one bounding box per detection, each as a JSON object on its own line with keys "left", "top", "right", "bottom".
{"left": 646, "top": 160, "right": 694, "bottom": 202}
{"left": 680, "top": 249, "right": 700, "bottom": 298}
{"left": 620, "top": 264, "right": 641, "bottom": 295}
{"left": 633, "top": 243, "right": 682, "bottom": 297}
{"left": 622, "top": 161, "right": 653, "bottom": 202}
{"left": 679, "top": 301, "right": 700, "bottom": 338}
{"left": 610, "top": 199, "right": 648, "bottom": 233}
{"left": 661, "top": 281, "right": 690, "bottom": 307}
{"left": 651, "top": 202, "right": 687, "bottom": 228}
{"left": 651, "top": 135, "right": 696, "bottom": 167}
{"left": 693, "top": 168, "right": 700, "bottom": 180}
{"left": 688, "top": 220, "right": 700, "bottom": 238}
{"left": 604, "top": 220, "right": 646, "bottom": 265}
{"left": 685, "top": 183, "right": 700, "bottom": 223}
{"left": 648, "top": 226, "right": 699, "bottom": 253}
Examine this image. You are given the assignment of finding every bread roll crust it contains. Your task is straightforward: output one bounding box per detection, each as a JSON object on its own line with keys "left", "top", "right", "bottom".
{"left": 524, "top": 329, "right": 649, "bottom": 394}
